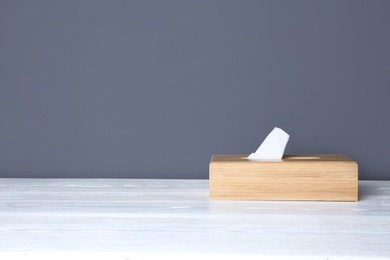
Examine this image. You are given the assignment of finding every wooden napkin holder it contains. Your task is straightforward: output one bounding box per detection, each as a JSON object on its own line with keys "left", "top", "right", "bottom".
{"left": 209, "top": 154, "right": 358, "bottom": 201}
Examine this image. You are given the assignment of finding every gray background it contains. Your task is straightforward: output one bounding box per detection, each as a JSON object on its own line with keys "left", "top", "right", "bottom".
{"left": 1, "top": 1, "right": 389, "bottom": 180}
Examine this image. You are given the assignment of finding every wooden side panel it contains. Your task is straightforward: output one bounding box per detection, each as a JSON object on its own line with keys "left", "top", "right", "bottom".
{"left": 209, "top": 154, "right": 358, "bottom": 201}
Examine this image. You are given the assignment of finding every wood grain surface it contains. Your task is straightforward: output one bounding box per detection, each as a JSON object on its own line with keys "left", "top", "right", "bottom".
{"left": 210, "top": 154, "right": 358, "bottom": 201}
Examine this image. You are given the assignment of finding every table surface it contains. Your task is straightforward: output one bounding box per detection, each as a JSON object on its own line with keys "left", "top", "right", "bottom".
{"left": 0, "top": 179, "right": 390, "bottom": 260}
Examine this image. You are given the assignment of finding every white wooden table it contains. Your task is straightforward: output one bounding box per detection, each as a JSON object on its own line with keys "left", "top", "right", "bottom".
{"left": 0, "top": 179, "right": 389, "bottom": 260}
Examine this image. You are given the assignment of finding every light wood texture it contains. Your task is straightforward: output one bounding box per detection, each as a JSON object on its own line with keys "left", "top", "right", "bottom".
{"left": 1, "top": 179, "right": 389, "bottom": 259}
{"left": 210, "top": 154, "right": 358, "bottom": 201}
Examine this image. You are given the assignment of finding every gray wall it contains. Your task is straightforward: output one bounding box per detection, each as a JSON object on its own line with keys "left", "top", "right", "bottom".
{"left": 1, "top": 1, "right": 389, "bottom": 180}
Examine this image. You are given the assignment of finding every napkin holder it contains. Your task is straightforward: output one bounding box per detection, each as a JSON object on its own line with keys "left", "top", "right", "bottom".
{"left": 209, "top": 154, "right": 358, "bottom": 201}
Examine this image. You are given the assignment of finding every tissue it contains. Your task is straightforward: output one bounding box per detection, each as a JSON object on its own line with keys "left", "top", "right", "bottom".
{"left": 248, "top": 127, "right": 290, "bottom": 160}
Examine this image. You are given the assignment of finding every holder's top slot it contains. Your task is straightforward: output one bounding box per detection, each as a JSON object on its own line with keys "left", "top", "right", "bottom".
{"left": 211, "top": 154, "right": 355, "bottom": 163}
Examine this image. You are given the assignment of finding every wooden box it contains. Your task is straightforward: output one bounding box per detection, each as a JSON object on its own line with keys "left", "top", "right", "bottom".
{"left": 209, "top": 154, "right": 358, "bottom": 201}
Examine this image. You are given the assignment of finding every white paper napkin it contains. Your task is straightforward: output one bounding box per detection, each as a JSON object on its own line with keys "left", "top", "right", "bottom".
{"left": 247, "top": 127, "right": 290, "bottom": 160}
